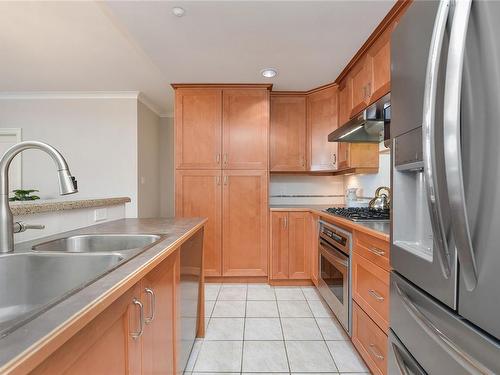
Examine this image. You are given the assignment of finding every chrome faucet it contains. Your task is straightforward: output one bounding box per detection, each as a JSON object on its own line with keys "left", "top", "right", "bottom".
{"left": 0, "top": 141, "right": 78, "bottom": 253}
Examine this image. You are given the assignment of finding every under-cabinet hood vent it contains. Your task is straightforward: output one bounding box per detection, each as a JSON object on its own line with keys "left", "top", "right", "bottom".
{"left": 328, "top": 93, "right": 390, "bottom": 143}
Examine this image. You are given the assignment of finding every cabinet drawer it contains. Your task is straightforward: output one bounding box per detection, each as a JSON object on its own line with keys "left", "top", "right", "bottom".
{"left": 352, "top": 302, "right": 388, "bottom": 375}
{"left": 352, "top": 253, "right": 389, "bottom": 332}
{"left": 354, "top": 231, "right": 390, "bottom": 271}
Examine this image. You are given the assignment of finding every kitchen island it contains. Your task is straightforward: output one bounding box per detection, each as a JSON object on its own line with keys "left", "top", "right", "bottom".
{"left": 0, "top": 217, "right": 206, "bottom": 375}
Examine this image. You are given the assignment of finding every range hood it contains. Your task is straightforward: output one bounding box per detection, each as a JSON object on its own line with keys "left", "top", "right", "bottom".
{"left": 328, "top": 93, "right": 390, "bottom": 143}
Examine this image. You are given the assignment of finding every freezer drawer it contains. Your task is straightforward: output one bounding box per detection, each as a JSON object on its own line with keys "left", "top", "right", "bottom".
{"left": 388, "top": 330, "right": 426, "bottom": 375}
{"left": 390, "top": 272, "right": 500, "bottom": 375}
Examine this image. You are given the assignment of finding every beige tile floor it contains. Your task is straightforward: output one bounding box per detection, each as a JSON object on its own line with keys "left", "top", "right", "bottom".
{"left": 184, "top": 284, "right": 369, "bottom": 375}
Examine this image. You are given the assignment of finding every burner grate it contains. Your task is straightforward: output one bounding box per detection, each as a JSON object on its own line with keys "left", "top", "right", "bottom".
{"left": 325, "top": 207, "right": 390, "bottom": 222}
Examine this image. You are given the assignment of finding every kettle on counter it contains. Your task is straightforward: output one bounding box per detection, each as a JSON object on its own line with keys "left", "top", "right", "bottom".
{"left": 369, "top": 186, "right": 391, "bottom": 210}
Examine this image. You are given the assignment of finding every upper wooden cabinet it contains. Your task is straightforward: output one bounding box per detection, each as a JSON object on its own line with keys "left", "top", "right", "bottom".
{"left": 366, "top": 28, "right": 391, "bottom": 104}
{"left": 338, "top": 79, "right": 352, "bottom": 127}
{"left": 222, "top": 89, "right": 269, "bottom": 170}
{"left": 338, "top": 143, "right": 379, "bottom": 173}
{"left": 349, "top": 57, "right": 372, "bottom": 118}
{"left": 175, "top": 88, "right": 222, "bottom": 169}
{"left": 270, "top": 95, "right": 307, "bottom": 171}
{"left": 306, "top": 86, "right": 339, "bottom": 172}
{"left": 222, "top": 170, "right": 268, "bottom": 277}
{"left": 270, "top": 211, "right": 311, "bottom": 281}
{"left": 175, "top": 170, "right": 222, "bottom": 277}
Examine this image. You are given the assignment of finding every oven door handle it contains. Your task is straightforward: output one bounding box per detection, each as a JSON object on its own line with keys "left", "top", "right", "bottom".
{"left": 319, "top": 240, "right": 348, "bottom": 268}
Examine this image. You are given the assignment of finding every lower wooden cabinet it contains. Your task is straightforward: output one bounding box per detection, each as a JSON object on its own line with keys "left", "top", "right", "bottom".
{"left": 222, "top": 170, "right": 268, "bottom": 277}
{"left": 270, "top": 211, "right": 311, "bottom": 280}
{"left": 352, "top": 252, "right": 390, "bottom": 332}
{"left": 32, "top": 251, "right": 180, "bottom": 375}
{"left": 352, "top": 302, "right": 388, "bottom": 375}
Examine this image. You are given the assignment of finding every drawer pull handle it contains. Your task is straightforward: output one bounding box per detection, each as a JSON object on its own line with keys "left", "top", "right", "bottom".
{"left": 369, "top": 343, "right": 384, "bottom": 361}
{"left": 368, "top": 246, "right": 385, "bottom": 256}
{"left": 368, "top": 289, "right": 385, "bottom": 302}
{"left": 144, "top": 288, "right": 156, "bottom": 324}
{"left": 130, "top": 298, "right": 145, "bottom": 340}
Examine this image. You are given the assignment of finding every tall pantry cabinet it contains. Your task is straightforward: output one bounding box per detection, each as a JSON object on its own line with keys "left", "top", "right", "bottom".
{"left": 174, "top": 84, "right": 271, "bottom": 278}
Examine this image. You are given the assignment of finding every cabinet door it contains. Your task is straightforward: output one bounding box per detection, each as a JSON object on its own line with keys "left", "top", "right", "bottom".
{"left": 175, "top": 88, "right": 222, "bottom": 169}
{"left": 176, "top": 170, "right": 222, "bottom": 276}
{"left": 222, "top": 89, "right": 269, "bottom": 170}
{"left": 338, "top": 79, "right": 352, "bottom": 126}
{"left": 270, "top": 95, "right": 307, "bottom": 171}
{"left": 307, "top": 86, "right": 338, "bottom": 171}
{"left": 270, "top": 211, "right": 289, "bottom": 279}
{"left": 142, "top": 251, "right": 179, "bottom": 375}
{"left": 32, "top": 284, "right": 143, "bottom": 375}
{"left": 222, "top": 170, "right": 268, "bottom": 276}
{"left": 338, "top": 142, "right": 350, "bottom": 170}
{"left": 366, "top": 28, "right": 391, "bottom": 104}
{"left": 310, "top": 215, "right": 319, "bottom": 286}
{"left": 288, "top": 212, "right": 311, "bottom": 280}
{"left": 350, "top": 57, "right": 371, "bottom": 118}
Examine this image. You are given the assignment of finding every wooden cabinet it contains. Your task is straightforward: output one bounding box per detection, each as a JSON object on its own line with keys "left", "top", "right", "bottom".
{"left": 222, "top": 170, "right": 268, "bottom": 277}
{"left": 354, "top": 231, "right": 390, "bottom": 271}
{"left": 176, "top": 170, "right": 222, "bottom": 277}
{"left": 33, "top": 253, "right": 180, "bottom": 375}
{"left": 349, "top": 57, "right": 371, "bottom": 118}
{"left": 338, "top": 79, "right": 352, "bottom": 126}
{"left": 352, "top": 302, "right": 388, "bottom": 375}
{"left": 310, "top": 215, "right": 319, "bottom": 286}
{"left": 270, "top": 95, "right": 307, "bottom": 171}
{"left": 306, "top": 86, "right": 339, "bottom": 171}
{"left": 366, "top": 28, "right": 391, "bottom": 104}
{"left": 270, "top": 211, "right": 311, "bottom": 280}
{"left": 175, "top": 88, "right": 222, "bottom": 169}
{"left": 337, "top": 143, "right": 379, "bottom": 172}
{"left": 352, "top": 252, "right": 390, "bottom": 333}
{"left": 223, "top": 89, "right": 269, "bottom": 170}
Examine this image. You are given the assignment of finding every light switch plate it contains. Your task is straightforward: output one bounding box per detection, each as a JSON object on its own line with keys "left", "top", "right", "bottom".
{"left": 94, "top": 208, "right": 107, "bottom": 222}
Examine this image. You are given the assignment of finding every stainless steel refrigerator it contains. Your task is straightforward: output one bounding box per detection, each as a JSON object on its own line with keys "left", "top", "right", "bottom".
{"left": 390, "top": 0, "right": 500, "bottom": 373}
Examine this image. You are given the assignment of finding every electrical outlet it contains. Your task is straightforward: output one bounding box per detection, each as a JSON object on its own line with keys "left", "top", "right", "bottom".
{"left": 94, "top": 208, "right": 107, "bottom": 222}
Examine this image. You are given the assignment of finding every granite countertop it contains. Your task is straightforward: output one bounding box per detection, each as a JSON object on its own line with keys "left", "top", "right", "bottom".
{"left": 269, "top": 204, "right": 390, "bottom": 240}
{"left": 10, "top": 196, "right": 131, "bottom": 216}
{"left": 0, "top": 217, "right": 207, "bottom": 374}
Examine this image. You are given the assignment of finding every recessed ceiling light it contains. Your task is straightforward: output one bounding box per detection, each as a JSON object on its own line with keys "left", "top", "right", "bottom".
{"left": 261, "top": 68, "right": 278, "bottom": 78}
{"left": 172, "top": 7, "right": 185, "bottom": 17}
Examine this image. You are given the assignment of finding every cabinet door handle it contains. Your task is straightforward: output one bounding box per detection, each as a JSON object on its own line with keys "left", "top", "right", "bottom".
{"left": 144, "top": 288, "right": 156, "bottom": 324}
{"left": 284, "top": 216, "right": 288, "bottom": 228}
{"left": 216, "top": 176, "right": 221, "bottom": 185}
{"left": 300, "top": 156, "right": 305, "bottom": 167}
{"left": 332, "top": 153, "right": 337, "bottom": 165}
{"left": 368, "top": 289, "right": 385, "bottom": 302}
{"left": 369, "top": 343, "right": 384, "bottom": 361}
{"left": 223, "top": 153, "right": 228, "bottom": 166}
{"left": 367, "top": 82, "right": 372, "bottom": 97}
{"left": 130, "top": 298, "right": 145, "bottom": 340}
{"left": 223, "top": 175, "right": 228, "bottom": 185}
{"left": 216, "top": 153, "right": 221, "bottom": 164}
{"left": 367, "top": 246, "right": 385, "bottom": 257}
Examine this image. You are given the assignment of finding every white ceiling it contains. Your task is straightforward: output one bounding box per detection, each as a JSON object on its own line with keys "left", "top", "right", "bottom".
{"left": 0, "top": 1, "right": 395, "bottom": 116}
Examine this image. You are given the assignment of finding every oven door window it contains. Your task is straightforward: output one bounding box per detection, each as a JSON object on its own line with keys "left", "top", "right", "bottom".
{"left": 320, "top": 242, "right": 348, "bottom": 304}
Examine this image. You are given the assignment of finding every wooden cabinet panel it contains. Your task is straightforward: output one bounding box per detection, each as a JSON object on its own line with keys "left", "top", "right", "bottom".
{"left": 288, "top": 212, "right": 311, "bottom": 279}
{"left": 338, "top": 79, "right": 352, "bottom": 126}
{"left": 175, "top": 89, "right": 222, "bottom": 169}
{"left": 353, "top": 253, "right": 390, "bottom": 333}
{"left": 354, "top": 231, "right": 390, "bottom": 271}
{"left": 32, "top": 284, "right": 143, "bottom": 375}
{"left": 270, "top": 95, "right": 307, "bottom": 171}
{"left": 350, "top": 57, "right": 371, "bottom": 118}
{"left": 270, "top": 211, "right": 289, "bottom": 279}
{"left": 367, "top": 28, "right": 391, "bottom": 104}
{"left": 310, "top": 215, "right": 319, "bottom": 286}
{"left": 142, "top": 253, "right": 179, "bottom": 375}
{"left": 338, "top": 142, "right": 350, "bottom": 170}
{"left": 352, "top": 302, "right": 388, "bottom": 375}
{"left": 338, "top": 143, "right": 378, "bottom": 172}
{"left": 222, "top": 89, "right": 269, "bottom": 170}
{"left": 222, "top": 170, "right": 268, "bottom": 276}
{"left": 175, "top": 170, "right": 222, "bottom": 277}
{"left": 307, "top": 86, "right": 338, "bottom": 171}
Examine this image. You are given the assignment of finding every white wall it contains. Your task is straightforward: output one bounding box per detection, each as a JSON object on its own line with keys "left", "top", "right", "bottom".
{"left": 137, "top": 101, "right": 161, "bottom": 218}
{"left": 344, "top": 146, "right": 391, "bottom": 199}
{"left": 0, "top": 95, "right": 139, "bottom": 217}
{"left": 270, "top": 174, "right": 344, "bottom": 205}
{"left": 159, "top": 117, "right": 174, "bottom": 217}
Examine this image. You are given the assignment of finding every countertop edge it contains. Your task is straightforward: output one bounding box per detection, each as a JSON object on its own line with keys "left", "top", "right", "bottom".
{"left": 1, "top": 218, "right": 207, "bottom": 375}
{"left": 10, "top": 197, "right": 131, "bottom": 216}
{"left": 269, "top": 206, "right": 390, "bottom": 241}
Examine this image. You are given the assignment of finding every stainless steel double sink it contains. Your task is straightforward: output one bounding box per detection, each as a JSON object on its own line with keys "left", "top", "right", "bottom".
{"left": 0, "top": 234, "right": 163, "bottom": 338}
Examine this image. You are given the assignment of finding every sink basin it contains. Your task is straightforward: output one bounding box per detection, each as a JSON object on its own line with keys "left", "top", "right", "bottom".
{"left": 32, "top": 234, "right": 162, "bottom": 253}
{"left": 0, "top": 252, "right": 124, "bottom": 338}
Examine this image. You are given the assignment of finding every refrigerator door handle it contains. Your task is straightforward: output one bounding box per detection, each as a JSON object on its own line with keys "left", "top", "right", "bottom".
{"left": 422, "top": 0, "right": 452, "bottom": 278}
{"left": 391, "top": 342, "right": 412, "bottom": 375}
{"left": 394, "top": 282, "right": 488, "bottom": 374}
{"left": 443, "top": 0, "right": 478, "bottom": 290}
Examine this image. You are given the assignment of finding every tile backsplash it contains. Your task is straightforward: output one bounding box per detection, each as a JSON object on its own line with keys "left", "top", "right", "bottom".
{"left": 269, "top": 174, "right": 344, "bottom": 205}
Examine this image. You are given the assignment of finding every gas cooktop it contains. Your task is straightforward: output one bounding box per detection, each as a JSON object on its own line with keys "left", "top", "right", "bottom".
{"left": 325, "top": 207, "right": 390, "bottom": 222}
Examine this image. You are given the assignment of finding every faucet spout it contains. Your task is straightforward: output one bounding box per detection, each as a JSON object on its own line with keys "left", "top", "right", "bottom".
{"left": 0, "top": 141, "right": 78, "bottom": 253}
